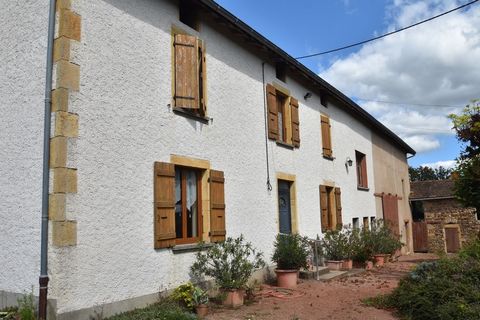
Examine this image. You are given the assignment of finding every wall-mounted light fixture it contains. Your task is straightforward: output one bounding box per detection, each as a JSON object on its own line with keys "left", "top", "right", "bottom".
{"left": 345, "top": 157, "right": 353, "bottom": 167}
{"left": 304, "top": 92, "right": 312, "bottom": 100}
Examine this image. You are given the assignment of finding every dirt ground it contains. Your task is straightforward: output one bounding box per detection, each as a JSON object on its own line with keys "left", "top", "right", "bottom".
{"left": 206, "top": 253, "right": 438, "bottom": 320}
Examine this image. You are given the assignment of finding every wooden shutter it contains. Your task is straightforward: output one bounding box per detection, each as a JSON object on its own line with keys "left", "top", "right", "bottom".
{"left": 266, "top": 84, "right": 278, "bottom": 140}
{"left": 290, "top": 97, "right": 300, "bottom": 148}
{"left": 321, "top": 115, "right": 332, "bottom": 157}
{"left": 209, "top": 170, "right": 226, "bottom": 242}
{"left": 174, "top": 34, "right": 199, "bottom": 109}
{"left": 382, "top": 194, "right": 400, "bottom": 237}
{"left": 154, "top": 162, "right": 176, "bottom": 249}
{"left": 199, "top": 42, "right": 207, "bottom": 115}
{"left": 320, "top": 185, "right": 328, "bottom": 232}
{"left": 334, "top": 187, "right": 342, "bottom": 229}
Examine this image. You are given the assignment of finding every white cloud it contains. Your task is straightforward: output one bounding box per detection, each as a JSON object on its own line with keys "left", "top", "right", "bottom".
{"left": 420, "top": 160, "right": 457, "bottom": 169}
{"left": 320, "top": 0, "right": 480, "bottom": 154}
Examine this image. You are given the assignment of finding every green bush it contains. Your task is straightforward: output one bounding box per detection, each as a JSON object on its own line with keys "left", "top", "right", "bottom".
{"left": 272, "top": 233, "right": 310, "bottom": 270}
{"left": 105, "top": 300, "right": 196, "bottom": 320}
{"left": 321, "top": 229, "right": 348, "bottom": 261}
{"left": 191, "top": 235, "right": 265, "bottom": 290}
{"left": 170, "top": 283, "right": 196, "bottom": 311}
{"left": 367, "top": 240, "right": 480, "bottom": 320}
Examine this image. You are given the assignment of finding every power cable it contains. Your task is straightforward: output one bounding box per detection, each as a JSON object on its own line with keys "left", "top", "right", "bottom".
{"left": 355, "top": 98, "right": 463, "bottom": 108}
{"left": 295, "top": 0, "right": 479, "bottom": 59}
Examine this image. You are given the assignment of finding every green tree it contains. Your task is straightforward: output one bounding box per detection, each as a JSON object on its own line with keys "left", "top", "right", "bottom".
{"left": 448, "top": 99, "right": 480, "bottom": 211}
{"left": 409, "top": 166, "right": 452, "bottom": 181}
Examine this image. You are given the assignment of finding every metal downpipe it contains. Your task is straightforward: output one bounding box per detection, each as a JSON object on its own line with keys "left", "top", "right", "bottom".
{"left": 39, "top": 0, "right": 57, "bottom": 318}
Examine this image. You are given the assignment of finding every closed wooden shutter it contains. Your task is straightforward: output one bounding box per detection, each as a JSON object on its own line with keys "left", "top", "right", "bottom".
{"left": 321, "top": 115, "right": 332, "bottom": 157}
{"left": 209, "top": 170, "right": 226, "bottom": 242}
{"left": 153, "top": 162, "right": 176, "bottom": 249}
{"left": 334, "top": 187, "right": 342, "bottom": 229}
{"left": 320, "top": 185, "right": 328, "bottom": 232}
{"left": 266, "top": 84, "right": 278, "bottom": 140}
{"left": 361, "top": 155, "right": 368, "bottom": 187}
{"left": 382, "top": 194, "right": 399, "bottom": 237}
{"left": 290, "top": 97, "right": 300, "bottom": 148}
{"left": 174, "top": 34, "right": 199, "bottom": 109}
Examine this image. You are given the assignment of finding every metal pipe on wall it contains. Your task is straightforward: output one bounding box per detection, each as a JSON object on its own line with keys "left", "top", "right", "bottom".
{"left": 39, "top": 0, "right": 57, "bottom": 318}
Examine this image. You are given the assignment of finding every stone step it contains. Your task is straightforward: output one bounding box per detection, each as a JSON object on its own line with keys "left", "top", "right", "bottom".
{"left": 316, "top": 270, "right": 348, "bottom": 281}
{"left": 299, "top": 267, "right": 330, "bottom": 279}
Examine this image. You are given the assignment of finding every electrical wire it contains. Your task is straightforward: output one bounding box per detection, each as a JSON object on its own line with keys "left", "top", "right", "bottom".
{"left": 295, "top": 0, "right": 479, "bottom": 59}
{"left": 355, "top": 98, "right": 463, "bottom": 108}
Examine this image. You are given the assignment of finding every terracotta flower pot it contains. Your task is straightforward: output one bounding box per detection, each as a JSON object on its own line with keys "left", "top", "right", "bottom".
{"left": 222, "top": 289, "right": 244, "bottom": 307}
{"left": 195, "top": 304, "right": 208, "bottom": 318}
{"left": 365, "top": 261, "right": 374, "bottom": 270}
{"left": 374, "top": 254, "right": 385, "bottom": 267}
{"left": 326, "top": 260, "right": 343, "bottom": 271}
{"left": 342, "top": 259, "right": 353, "bottom": 270}
{"left": 275, "top": 269, "right": 298, "bottom": 289}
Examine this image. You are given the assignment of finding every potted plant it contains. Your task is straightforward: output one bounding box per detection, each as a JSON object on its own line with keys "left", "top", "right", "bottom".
{"left": 192, "top": 286, "right": 209, "bottom": 318}
{"left": 321, "top": 229, "right": 347, "bottom": 270}
{"left": 191, "top": 235, "right": 265, "bottom": 307}
{"left": 271, "top": 233, "right": 310, "bottom": 288}
{"left": 370, "top": 220, "right": 402, "bottom": 267}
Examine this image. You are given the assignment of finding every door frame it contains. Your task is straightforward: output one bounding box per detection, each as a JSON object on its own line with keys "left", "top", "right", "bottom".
{"left": 276, "top": 172, "right": 298, "bottom": 234}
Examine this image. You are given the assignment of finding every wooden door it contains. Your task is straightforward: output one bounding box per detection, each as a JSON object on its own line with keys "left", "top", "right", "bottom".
{"left": 412, "top": 221, "right": 428, "bottom": 252}
{"left": 445, "top": 227, "right": 460, "bottom": 253}
{"left": 382, "top": 194, "right": 399, "bottom": 237}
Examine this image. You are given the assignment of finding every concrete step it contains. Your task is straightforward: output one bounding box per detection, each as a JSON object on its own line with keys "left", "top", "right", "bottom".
{"left": 299, "top": 267, "right": 330, "bottom": 279}
{"left": 316, "top": 270, "right": 348, "bottom": 281}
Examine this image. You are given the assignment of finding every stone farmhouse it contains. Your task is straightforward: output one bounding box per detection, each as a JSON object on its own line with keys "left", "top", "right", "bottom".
{"left": 0, "top": 0, "right": 415, "bottom": 318}
{"left": 410, "top": 180, "right": 479, "bottom": 253}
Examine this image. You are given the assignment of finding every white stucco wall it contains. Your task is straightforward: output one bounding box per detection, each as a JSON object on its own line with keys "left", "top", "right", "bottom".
{"left": 0, "top": 1, "right": 49, "bottom": 298}
{"left": 49, "top": 0, "right": 378, "bottom": 314}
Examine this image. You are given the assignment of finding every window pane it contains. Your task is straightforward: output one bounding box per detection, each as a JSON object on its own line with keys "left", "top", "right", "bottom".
{"left": 185, "top": 170, "right": 198, "bottom": 238}
{"left": 175, "top": 169, "right": 183, "bottom": 238}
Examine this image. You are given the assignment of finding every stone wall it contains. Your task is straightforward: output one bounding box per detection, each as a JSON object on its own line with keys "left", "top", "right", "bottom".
{"left": 424, "top": 198, "right": 479, "bottom": 253}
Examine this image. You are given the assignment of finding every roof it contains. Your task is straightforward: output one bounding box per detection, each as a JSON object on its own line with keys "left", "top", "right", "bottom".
{"left": 410, "top": 180, "right": 456, "bottom": 200}
{"left": 194, "top": 0, "right": 416, "bottom": 155}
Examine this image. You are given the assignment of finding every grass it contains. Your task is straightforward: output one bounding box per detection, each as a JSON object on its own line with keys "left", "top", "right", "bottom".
{"left": 105, "top": 300, "right": 197, "bottom": 320}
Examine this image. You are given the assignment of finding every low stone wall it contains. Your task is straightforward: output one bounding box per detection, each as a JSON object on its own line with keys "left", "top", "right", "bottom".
{"left": 424, "top": 199, "right": 479, "bottom": 253}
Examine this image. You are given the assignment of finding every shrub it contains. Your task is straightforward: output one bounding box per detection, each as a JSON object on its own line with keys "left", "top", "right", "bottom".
{"left": 321, "top": 229, "right": 348, "bottom": 261}
{"left": 17, "top": 289, "right": 36, "bottom": 320}
{"left": 191, "top": 286, "right": 208, "bottom": 306}
{"left": 191, "top": 235, "right": 265, "bottom": 290}
{"left": 272, "top": 233, "right": 310, "bottom": 270}
{"left": 367, "top": 240, "right": 480, "bottom": 320}
{"left": 352, "top": 227, "right": 374, "bottom": 263}
{"left": 105, "top": 300, "right": 196, "bottom": 320}
{"left": 170, "top": 282, "right": 196, "bottom": 310}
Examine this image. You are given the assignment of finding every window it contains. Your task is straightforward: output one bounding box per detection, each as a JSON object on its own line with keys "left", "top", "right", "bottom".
{"left": 352, "top": 217, "right": 359, "bottom": 229}
{"left": 320, "top": 115, "right": 332, "bottom": 158}
{"left": 320, "top": 185, "right": 342, "bottom": 232}
{"left": 179, "top": 0, "right": 199, "bottom": 31}
{"left": 355, "top": 151, "right": 368, "bottom": 189}
{"left": 320, "top": 94, "right": 328, "bottom": 108}
{"left": 363, "top": 217, "right": 369, "bottom": 230}
{"left": 153, "top": 162, "right": 226, "bottom": 249}
{"left": 266, "top": 84, "right": 300, "bottom": 148}
{"left": 174, "top": 167, "right": 202, "bottom": 244}
{"left": 370, "top": 217, "right": 376, "bottom": 228}
{"left": 278, "top": 180, "right": 292, "bottom": 234}
{"left": 275, "top": 63, "right": 287, "bottom": 82}
{"left": 411, "top": 200, "right": 425, "bottom": 221}
{"left": 173, "top": 33, "right": 207, "bottom": 120}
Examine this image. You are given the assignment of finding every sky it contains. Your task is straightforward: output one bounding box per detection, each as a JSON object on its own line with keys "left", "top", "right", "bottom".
{"left": 214, "top": 0, "right": 480, "bottom": 169}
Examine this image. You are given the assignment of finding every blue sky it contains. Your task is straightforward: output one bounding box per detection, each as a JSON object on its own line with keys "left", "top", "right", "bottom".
{"left": 215, "top": 0, "right": 480, "bottom": 168}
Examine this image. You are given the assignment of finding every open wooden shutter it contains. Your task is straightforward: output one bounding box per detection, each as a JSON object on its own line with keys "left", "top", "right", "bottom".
{"left": 334, "top": 187, "right": 342, "bottom": 229}
{"left": 174, "top": 34, "right": 199, "bottom": 109}
{"left": 154, "top": 162, "right": 176, "bottom": 249}
{"left": 209, "top": 170, "right": 226, "bottom": 242}
{"left": 321, "top": 115, "right": 332, "bottom": 157}
{"left": 199, "top": 42, "right": 207, "bottom": 115}
{"left": 320, "top": 185, "right": 328, "bottom": 232}
{"left": 290, "top": 97, "right": 300, "bottom": 148}
{"left": 266, "top": 84, "right": 278, "bottom": 140}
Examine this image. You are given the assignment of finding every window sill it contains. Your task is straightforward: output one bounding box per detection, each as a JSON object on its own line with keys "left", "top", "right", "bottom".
{"left": 171, "top": 243, "right": 213, "bottom": 254}
{"left": 173, "top": 107, "right": 210, "bottom": 124}
{"left": 323, "top": 155, "right": 335, "bottom": 161}
{"left": 357, "top": 186, "right": 370, "bottom": 192}
{"left": 276, "top": 141, "right": 295, "bottom": 150}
